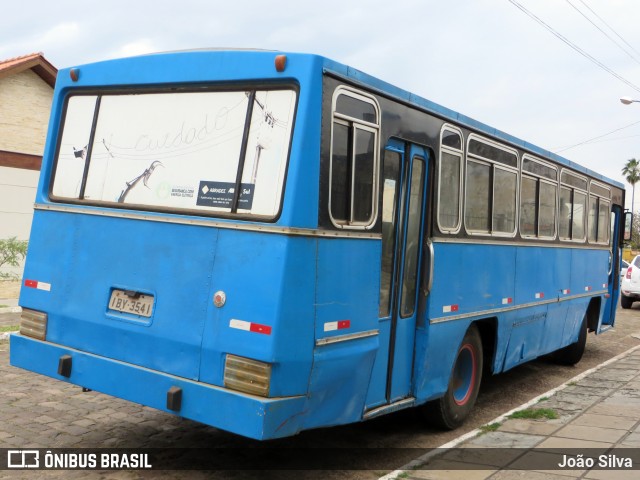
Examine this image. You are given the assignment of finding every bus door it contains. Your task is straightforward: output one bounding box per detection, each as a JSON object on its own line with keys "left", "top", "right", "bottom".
{"left": 366, "top": 141, "right": 428, "bottom": 409}
{"left": 602, "top": 205, "right": 623, "bottom": 327}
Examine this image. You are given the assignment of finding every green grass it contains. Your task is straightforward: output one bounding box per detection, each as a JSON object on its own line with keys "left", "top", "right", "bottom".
{"left": 0, "top": 304, "right": 8, "bottom": 308}
{"left": 0, "top": 325, "right": 18, "bottom": 333}
{"left": 509, "top": 408, "right": 558, "bottom": 420}
{"left": 479, "top": 422, "right": 502, "bottom": 433}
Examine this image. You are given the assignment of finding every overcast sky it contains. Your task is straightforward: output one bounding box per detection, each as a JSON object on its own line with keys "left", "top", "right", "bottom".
{"left": 4, "top": 0, "right": 640, "bottom": 209}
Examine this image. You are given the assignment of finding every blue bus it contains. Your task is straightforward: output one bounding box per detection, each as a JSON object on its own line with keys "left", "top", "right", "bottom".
{"left": 10, "top": 50, "right": 628, "bottom": 439}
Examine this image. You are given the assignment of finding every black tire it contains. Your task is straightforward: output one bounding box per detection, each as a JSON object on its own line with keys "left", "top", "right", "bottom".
{"left": 553, "top": 315, "right": 587, "bottom": 366}
{"left": 423, "top": 324, "right": 483, "bottom": 430}
{"left": 621, "top": 294, "right": 633, "bottom": 309}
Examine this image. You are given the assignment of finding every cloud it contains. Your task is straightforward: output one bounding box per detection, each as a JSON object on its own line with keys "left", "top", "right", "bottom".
{"left": 40, "top": 22, "right": 81, "bottom": 47}
{"left": 0, "top": 22, "right": 80, "bottom": 60}
{"left": 110, "top": 39, "right": 159, "bottom": 59}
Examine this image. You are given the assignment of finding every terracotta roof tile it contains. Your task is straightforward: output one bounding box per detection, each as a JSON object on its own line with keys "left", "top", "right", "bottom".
{"left": 0, "top": 52, "right": 57, "bottom": 87}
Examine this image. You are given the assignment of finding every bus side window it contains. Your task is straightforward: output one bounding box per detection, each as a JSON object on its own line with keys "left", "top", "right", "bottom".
{"left": 598, "top": 200, "right": 611, "bottom": 243}
{"left": 559, "top": 187, "right": 572, "bottom": 239}
{"left": 329, "top": 88, "right": 380, "bottom": 228}
{"left": 520, "top": 176, "right": 537, "bottom": 236}
{"left": 588, "top": 181, "right": 612, "bottom": 245}
{"left": 493, "top": 168, "right": 517, "bottom": 233}
{"left": 559, "top": 171, "right": 588, "bottom": 242}
{"left": 379, "top": 150, "right": 401, "bottom": 317}
{"left": 464, "top": 135, "right": 518, "bottom": 236}
{"left": 465, "top": 160, "right": 491, "bottom": 232}
{"left": 438, "top": 126, "right": 463, "bottom": 233}
{"left": 520, "top": 156, "right": 558, "bottom": 239}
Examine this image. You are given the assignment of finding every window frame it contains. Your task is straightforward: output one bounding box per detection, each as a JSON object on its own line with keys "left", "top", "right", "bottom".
{"left": 437, "top": 124, "right": 464, "bottom": 234}
{"left": 588, "top": 180, "right": 611, "bottom": 245}
{"left": 49, "top": 85, "right": 299, "bottom": 222}
{"left": 328, "top": 86, "right": 380, "bottom": 230}
{"left": 399, "top": 155, "right": 426, "bottom": 318}
{"left": 558, "top": 169, "right": 589, "bottom": 243}
{"left": 519, "top": 155, "right": 558, "bottom": 241}
{"left": 378, "top": 147, "right": 403, "bottom": 318}
{"left": 464, "top": 134, "right": 519, "bottom": 238}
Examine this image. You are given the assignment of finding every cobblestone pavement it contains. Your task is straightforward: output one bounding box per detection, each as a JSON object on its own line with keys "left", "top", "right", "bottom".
{"left": 0, "top": 339, "right": 228, "bottom": 479}
{"left": 1, "top": 303, "right": 640, "bottom": 479}
{"left": 389, "top": 347, "right": 640, "bottom": 479}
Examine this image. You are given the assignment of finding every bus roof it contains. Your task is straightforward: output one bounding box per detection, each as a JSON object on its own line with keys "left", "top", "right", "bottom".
{"left": 59, "top": 49, "right": 623, "bottom": 189}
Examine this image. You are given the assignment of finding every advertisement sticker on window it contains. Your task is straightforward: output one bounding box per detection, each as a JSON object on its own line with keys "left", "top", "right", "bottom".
{"left": 196, "top": 181, "right": 254, "bottom": 209}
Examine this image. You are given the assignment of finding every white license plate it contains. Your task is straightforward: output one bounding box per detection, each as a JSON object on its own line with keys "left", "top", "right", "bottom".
{"left": 109, "top": 290, "right": 154, "bottom": 317}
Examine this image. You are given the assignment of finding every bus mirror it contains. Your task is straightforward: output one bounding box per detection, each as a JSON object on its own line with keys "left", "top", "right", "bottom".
{"left": 624, "top": 211, "right": 633, "bottom": 241}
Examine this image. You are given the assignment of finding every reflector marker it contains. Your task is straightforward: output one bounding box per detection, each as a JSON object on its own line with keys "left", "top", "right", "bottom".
{"left": 562, "top": 289, "right": 570, "bottom": 295}
{"left": 585, "top": 286, "right": 592, "bottom": 292}
{"left": 24, "top": 279, "right": 51, "bottom": 292}
{"left": 602, "top": 283, "right": 607, "bottom": 289}
{"left": 324, "top": 320, "right": 351, "bottom": 332}
{"left": 502, "top": 298, "right": 513, "bottom": 305}
{"left": 443, "top": 305, "right": 459, "bottom": 313}
{"left": 535, "top": 292, "right": 544, "bottom": 299}
{"left": 229, "top": 319, "right": 272, "bottom": 335}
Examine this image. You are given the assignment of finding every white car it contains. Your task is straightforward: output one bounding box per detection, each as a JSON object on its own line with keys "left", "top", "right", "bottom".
{"left": 621, "top": 259, "right": 629, "bottom": 283}
{"left": 621, "top": 256, "right": 640, "bottom": 308}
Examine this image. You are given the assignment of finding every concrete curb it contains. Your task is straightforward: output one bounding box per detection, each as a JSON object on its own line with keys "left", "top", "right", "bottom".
{"left": 379, "top": 342, "right": 640, "bottom": 480}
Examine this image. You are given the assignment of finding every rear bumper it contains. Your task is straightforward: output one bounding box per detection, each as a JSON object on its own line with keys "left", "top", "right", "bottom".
{"left": 621, "top": 290, "right": 640, "bottom": 299}
{"left": 9, "top": 334, "right": 306, "bottom": 440}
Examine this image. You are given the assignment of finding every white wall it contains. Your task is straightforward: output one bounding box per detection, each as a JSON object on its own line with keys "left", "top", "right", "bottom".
{"left": 0, "top": 165, "right": 38, "bottom": 239}
{"left": 0, "top": 166, "right": 39, "bottom": 278}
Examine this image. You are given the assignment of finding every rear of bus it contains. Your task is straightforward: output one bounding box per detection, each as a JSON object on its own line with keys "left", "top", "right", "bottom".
{"left": 9, "top": 50, "right": 341, "bottom": 440}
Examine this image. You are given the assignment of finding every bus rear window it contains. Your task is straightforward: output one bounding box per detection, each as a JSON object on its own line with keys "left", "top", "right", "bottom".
{"left": 51, "top": 88, "right": 297, "bottom": 219}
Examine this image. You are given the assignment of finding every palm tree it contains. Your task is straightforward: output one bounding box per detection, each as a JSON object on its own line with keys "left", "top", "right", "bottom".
{"left": 622, "top": 158, "right": 640, "bottom": 214}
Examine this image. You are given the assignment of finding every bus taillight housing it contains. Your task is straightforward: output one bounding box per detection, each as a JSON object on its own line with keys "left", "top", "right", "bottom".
{"left": 19, "top": 309, "right": 48, "bottom": 341}
{"left": 224, "top": 354, "right": 272, "bottom": 397}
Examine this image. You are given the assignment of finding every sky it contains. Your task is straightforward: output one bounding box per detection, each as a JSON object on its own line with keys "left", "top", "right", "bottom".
{"left": 4, "top": 0, "right": 640, "bottom": 210}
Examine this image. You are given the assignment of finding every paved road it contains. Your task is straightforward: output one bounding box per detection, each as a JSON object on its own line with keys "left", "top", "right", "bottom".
{"left": 0, "top": 304, "right": 639, "bottom": 479}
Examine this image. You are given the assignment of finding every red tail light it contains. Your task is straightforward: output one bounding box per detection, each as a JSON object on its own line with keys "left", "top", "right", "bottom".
{"left": 626, "top": 267, "right": 632, "bottom": 279}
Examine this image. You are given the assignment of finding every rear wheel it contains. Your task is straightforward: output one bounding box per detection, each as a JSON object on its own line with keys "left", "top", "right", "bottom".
{"left": 423, "top": 324, "right": 483, "bottom": 430}
{"left": 621, "top": 294, "right": 633, "bottom": 309}
{"left": 553, "top": 314, "right": 587, "bottom": 366}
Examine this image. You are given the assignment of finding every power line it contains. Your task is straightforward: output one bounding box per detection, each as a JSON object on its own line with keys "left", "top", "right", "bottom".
{"left": 552, "top": 118, "right": 640, "bottom": 153}
{"left": 578, "top": 0, "right": 640, "bottom": 59}
{"left": 565, "top": 0, "right": 640, "bottom": 67}
{"left": 507, "top": 0, "right": 640, "bottom": 94}
{"left": 0, "top": 183, "right": 36, "bottom": 189}
{"left": 575, "top": 132, "right": 640, "bottom": 145}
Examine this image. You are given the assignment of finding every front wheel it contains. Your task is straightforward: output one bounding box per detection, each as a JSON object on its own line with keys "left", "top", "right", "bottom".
{"left": 423, "top": 324, "right": 483, "bottom": 430}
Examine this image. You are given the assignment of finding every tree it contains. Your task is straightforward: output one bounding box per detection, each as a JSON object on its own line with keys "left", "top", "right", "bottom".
{"left": 630, "top": 214, "right": 640, "bottom": 249}
{"left": 0, "top": 237, "right": 28, "bottom": 280}
{"left": 622, "top": 158, "right": 640, "bottom": 215}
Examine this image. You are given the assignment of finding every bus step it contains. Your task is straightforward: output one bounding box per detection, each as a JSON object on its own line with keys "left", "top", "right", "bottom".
{"left": 363, "top": 397, "right": 415, "bottom": 420}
